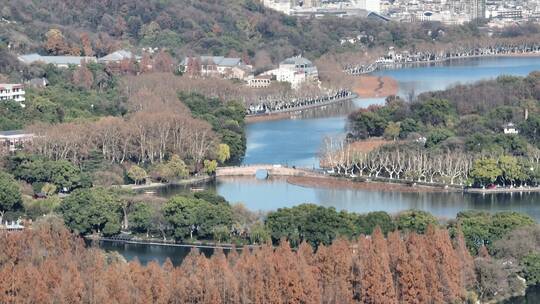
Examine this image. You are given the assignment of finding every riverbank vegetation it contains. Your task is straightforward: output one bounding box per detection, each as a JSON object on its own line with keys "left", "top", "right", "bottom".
{"left": 322, "top": 72, "right": 540, "bottom": 188}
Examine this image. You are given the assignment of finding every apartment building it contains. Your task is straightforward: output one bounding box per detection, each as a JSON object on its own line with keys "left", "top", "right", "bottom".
{"left": 0, "top": 84, "right": 25, "bottom": 103}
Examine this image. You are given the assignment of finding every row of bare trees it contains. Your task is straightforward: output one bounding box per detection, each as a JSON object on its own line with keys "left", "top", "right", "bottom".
{"left": 27, "top": 109, "right": 217, "bottom": 166}
{"left": 322, "top": 139, "right": 473, "bottom": 185}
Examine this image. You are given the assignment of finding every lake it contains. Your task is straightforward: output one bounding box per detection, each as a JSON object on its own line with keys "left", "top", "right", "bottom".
{"left": 106, "top": 57, "right": 540, "bottom": 278}
{"left": 243, "top": 56, "right": 540, "bottom": 167}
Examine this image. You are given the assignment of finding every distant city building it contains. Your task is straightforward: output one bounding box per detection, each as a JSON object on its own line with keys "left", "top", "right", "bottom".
{"left": 98, "top": 50, "right": 141, "bottom": 64}
{"left": 261, "top": 0, "right": 383, "bottom": 16}
{"left": 265, "top": 56, "right": 319, "bottom": 89}
{"left": 0, "top": 83, "right": 25, "bottom": 103}
{"left": 470, "top": 0, "right": 487, "bottom": 20}
{"left": 18, "top": 53, "right": 97, "bottom": 68}
{"left": 0, "top": 130, "right": 34, "bottom": 153}
{"left": 181, "top": 56, "right": 253, "bottom": 80}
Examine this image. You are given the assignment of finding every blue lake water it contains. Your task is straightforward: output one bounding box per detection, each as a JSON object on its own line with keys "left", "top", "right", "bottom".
{"left": 243, "top": 56, "right": 540, "bottom": 168}
{"left": 222, "top": 56, "right": 540, "bottom": 221}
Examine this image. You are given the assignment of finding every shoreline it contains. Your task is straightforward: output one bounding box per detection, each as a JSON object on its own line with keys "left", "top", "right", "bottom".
{"left": 86, "top": 235, "right": 256, "bottom": 250}
{"left": 287, "top": 176, "right": 457, "bottom": 193}
{"left": 348, "top": 52, "right": 540, "bottom": 75}
{"left": 286, "top": 175, "right": 540, "bottom": 194}
{"left": 119, "top": 175, "right": 213, "bottom": 191}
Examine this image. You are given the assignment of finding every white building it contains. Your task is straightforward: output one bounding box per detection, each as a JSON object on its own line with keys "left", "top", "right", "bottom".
{"left": 267, "top": 56, "right": 319, "bottom": 89}
{"left": 0, "top": 130, "right": 34, "bottom": 153}
{"left": 503, "top": 123, "right": 519, "bottom": 134}
{"left": 0, "top": 84, "right": 25, "bottom": 103}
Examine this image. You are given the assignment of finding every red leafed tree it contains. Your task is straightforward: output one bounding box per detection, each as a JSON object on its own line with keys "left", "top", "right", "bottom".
{"left": 80, "top": 32, "right": 94, "bottom": 56}
{"left": 140, "top": 53, "right": 153, "bottom": 73}
{"left": 403, "top": 233, "right": 430, "bottom": 304}
{"left": 0, "top": 217, "right": 481, "bottom": 304}
{"left": 72, "top": 62, "right": 94, "bottom": 89}
{"left": 186, "top": 57, "right": 201, "bottom": 77}
{"left": 153, "top": 50, "right": 175, "bottom": 73}
{"left": 360, "top": 227, "right": 397, "bottom": 304}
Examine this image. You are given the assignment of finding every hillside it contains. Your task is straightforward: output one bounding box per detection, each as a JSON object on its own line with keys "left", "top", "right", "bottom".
{"left": 0, "top": 0, "right": 496, "bottom": 63}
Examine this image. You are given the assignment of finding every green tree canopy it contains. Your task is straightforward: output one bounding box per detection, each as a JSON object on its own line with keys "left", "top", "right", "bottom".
{"left": 395, "top": 210, "right": 438, "bottom": 234}
{"left": 127, "top": 165, "right": 147, "bottom": 185}
{"left": 58, "top": 188, "right": 122, "bottom": 236}
{"left": 163, "top": 195, "right": 233, "bottom": 241}
{"left": 470, "top": 158, "right": 502, "bottom": 187}
{"left": 0, "top": 171, "right": 23, "bottom": 219}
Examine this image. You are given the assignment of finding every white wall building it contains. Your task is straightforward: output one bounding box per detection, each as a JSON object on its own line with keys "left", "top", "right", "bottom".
{"left": 0, "top": 84, "right": 25, "bottom": 103}
{"left": 266, "top": 56, "right": 319, "bottom": 89}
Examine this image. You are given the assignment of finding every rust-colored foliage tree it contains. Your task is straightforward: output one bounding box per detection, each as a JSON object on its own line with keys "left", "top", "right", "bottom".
{"left": 80, "top": 32, "right": 94, "bottom": 57}
{"left": 361, "top": 227, "right": 397, "bottom": 304}
{"left": 71, "top": 62, "right": 94, "bottom": 89}
{"left": 0, "top": 217, "right": 475, "bottom": 304}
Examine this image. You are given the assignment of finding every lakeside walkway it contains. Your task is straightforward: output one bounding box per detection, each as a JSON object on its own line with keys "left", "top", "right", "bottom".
{"left": 87, "top": 235, "right": 265, "bottom": 250}
{"left": 120, "top": 175, "right": 212, "bottom": 191}
{"left": 345, "top": 44, "right": 540, "bottom": 75}
{"left": 246, "top": 90, "right": 356, "bottom": 118}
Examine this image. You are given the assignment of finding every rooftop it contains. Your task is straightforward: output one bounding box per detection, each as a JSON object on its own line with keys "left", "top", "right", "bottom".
{"left": 98, "top": 50, "right": 140, "bottom": 62}
{"left": 280, "top": 56, "right": 314, "bottom": 66}
{"left": 18, "top": 53, "right": 96, "bottom": 65}
{"left": 185, "top": 56, "right": 243, "bottom": 67}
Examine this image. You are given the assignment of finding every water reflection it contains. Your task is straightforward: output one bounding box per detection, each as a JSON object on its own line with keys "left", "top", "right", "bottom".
{"left": 210, "top": 177, "right": 540, "bottom": 222}
{"left": 95, "top": 240, "right": 215, "bottom": 266}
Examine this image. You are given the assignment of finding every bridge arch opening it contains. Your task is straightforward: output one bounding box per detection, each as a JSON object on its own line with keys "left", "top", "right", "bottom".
{"left": 255, "top": 169, "right": 269, "bottom": 180}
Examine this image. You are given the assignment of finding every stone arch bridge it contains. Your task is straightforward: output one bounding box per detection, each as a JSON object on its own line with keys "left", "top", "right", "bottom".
{"left": 216, "top": 165, "right": 321, "bottom": 178}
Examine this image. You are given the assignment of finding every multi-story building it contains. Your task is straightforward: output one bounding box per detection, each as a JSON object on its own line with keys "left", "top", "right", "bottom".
{"left": 0, "top": 84, "right": 25, "bottom": 103}
{"left": 265, "top": 56, "right": 319, "bottom": 89}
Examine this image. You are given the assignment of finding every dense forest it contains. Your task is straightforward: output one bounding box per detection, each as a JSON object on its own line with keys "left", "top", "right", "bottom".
{"left": 1, "top": 214, "right": 539, "bottom": 303}
{"left": 2, "top": 0, "right": 534, "bottom": 64}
